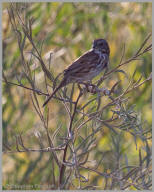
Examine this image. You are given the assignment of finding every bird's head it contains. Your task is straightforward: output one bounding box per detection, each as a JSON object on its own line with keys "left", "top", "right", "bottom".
{"left": 92, "top": 39, "right": 110, "bottom": 55}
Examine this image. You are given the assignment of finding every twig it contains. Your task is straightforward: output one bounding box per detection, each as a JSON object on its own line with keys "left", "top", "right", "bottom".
{"left": 3, "top": 80, "right": 75, "bottom": 103}
{"left": 59, "top": 90, "right": 83, "bottom": 188}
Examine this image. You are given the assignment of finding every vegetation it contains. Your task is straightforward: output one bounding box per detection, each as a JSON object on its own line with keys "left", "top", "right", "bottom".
{"left": 2, "top": 2, "right": 152, "bottom": 190}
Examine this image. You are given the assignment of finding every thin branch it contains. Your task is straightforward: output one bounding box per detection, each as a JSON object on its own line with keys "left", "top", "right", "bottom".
{"left": 59, "top": 90, "right": 83, "bottom": 188}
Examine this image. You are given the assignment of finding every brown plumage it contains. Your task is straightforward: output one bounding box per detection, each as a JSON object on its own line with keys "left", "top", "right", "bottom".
{"left": 43, "top": 39, "right": 110, "bottom": 107}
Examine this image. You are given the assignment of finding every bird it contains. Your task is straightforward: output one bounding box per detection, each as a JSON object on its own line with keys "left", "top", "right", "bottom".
{"left": 43, "top": 38, "right": 110, "bottom": 107}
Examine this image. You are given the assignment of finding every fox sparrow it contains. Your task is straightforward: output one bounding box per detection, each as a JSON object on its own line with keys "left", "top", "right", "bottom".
{"left": 43, "top": 39, "right": 110, "bottom": 107}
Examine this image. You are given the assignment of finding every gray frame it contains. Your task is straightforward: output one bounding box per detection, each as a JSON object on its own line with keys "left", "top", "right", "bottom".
{"left": 1, "top": 1, "right": 153, "bottom": 192}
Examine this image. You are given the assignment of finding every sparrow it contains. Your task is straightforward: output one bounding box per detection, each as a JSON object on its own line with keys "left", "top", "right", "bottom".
{"left": 43, "top": 38, "right": 110, "bottom": 107}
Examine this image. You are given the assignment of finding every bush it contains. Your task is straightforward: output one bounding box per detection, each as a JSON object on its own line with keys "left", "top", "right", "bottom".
{"left": 2, "top": 2, "right": 152, "bottom": 190}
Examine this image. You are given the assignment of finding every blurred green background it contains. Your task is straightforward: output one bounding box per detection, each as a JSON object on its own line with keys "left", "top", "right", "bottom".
{"left": 2, "top": 2, "right": 152, "bottom": 190}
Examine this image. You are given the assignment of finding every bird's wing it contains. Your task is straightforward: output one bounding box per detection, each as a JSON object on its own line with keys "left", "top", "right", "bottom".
{"left": 64, "top": 50, "right": 100, "bottom": 77}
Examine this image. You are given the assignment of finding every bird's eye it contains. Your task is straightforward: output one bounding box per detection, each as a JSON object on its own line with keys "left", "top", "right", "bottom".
{"left": 99, "top": 42, "right": 103, "bottom": 46}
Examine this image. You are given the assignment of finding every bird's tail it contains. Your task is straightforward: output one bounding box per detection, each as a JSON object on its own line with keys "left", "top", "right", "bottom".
{"left": 43, "top": 79, "right": 66, "bottom": 107}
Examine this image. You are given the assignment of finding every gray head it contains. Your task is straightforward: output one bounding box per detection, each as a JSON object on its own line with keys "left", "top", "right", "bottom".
{"left": 92, "top": 39, "right": 110, "bottom": 55}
